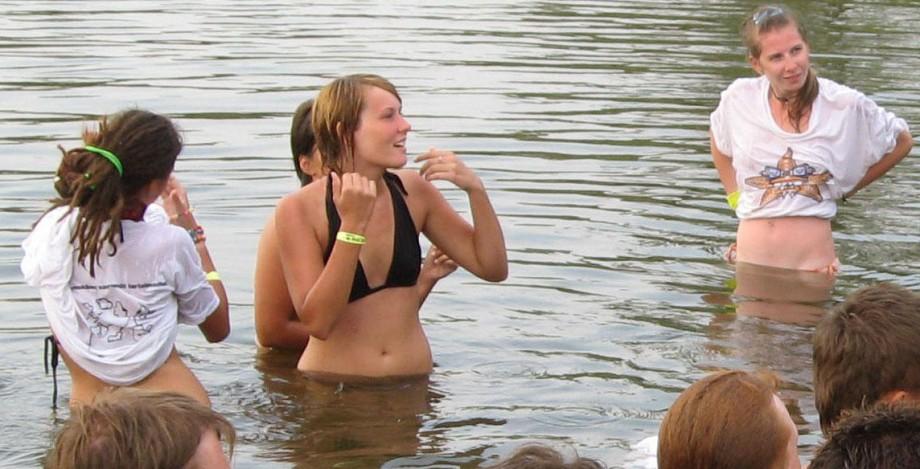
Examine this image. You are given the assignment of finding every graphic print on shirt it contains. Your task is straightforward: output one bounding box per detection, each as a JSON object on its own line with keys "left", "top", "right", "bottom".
{"left": 744, "top": 147, "right": 831, "bottom": 207}
{"left": 83, "top": 297, "right": 156, "bottom": 346}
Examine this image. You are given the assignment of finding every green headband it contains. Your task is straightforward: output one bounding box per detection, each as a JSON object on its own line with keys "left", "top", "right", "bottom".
{"left": 84, "top": 145, "right": 124, "bottom": 176}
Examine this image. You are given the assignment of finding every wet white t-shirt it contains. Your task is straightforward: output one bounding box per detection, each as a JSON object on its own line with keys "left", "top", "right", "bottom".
{"left": 22, "top": 205, "right": 218, "bottom": 385}
{"left": 710, "top": 76, "right": 908, "bottom": 220}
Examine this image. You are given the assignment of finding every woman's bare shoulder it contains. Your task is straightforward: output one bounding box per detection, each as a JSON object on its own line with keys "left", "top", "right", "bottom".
{"left": 392, "top": 169, "right": 434, "bottom": 194}
{"left": 277, "top": 176, "right": 328, "bottom": 213}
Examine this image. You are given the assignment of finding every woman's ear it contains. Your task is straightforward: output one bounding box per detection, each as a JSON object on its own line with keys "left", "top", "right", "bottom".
{"left": 299, "top": 149, "right": 325, "bottom": 181}
{"left": 748, "top": 55, "right": 763, "bottom": 75}
{"left": 879, "top": 389, "right": 919, "bottom": 404}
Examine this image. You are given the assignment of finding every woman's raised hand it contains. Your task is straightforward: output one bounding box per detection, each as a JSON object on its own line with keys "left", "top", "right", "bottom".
{"left": 331, "top": 172, "right": 377, "bottom": 233}
{"left": 416, "top": 148, "right": 484, "bottom": 193}
{"left": 161, "top": 175, "right": 194, "bottom": 227}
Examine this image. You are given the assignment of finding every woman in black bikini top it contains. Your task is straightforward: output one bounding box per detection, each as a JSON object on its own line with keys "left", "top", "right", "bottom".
{"left": 274, "top": 74, "right": 508, "bottom": 380}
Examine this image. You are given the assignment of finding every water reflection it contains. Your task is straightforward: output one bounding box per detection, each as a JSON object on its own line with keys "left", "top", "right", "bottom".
{"left": 251, "top": 351, "right": 444, "bottom": 468}
{"left": 701, "top": 261, "right": 831, "bottom": 462}
{"left": 1, "top": 0, "right": 918, "bottom": 467}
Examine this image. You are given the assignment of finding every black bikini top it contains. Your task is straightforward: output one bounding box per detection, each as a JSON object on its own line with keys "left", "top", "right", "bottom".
{"left": 323, "top": 172, "right": 421, "bottom": 302}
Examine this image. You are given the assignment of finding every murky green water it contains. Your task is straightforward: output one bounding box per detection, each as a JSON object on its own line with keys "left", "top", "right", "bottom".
{"left": 1, "top": 1, "right": 917, "bottom": 467}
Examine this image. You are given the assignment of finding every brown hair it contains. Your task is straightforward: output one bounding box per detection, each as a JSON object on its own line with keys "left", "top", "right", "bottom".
{"left": 809, "top": 403, "right": 920, "bottom": 469}
{"left": 813, "top": 283, "right": 920, "bottom": 434}
{"left": 486, "top": 443, "right": 606, "bottom": 469}
{"left": 44, "top": 389, "right": 235, "bottom": 469}
{"left": 290, "top": 98, "right": 317, "bottom": 186}
{"left": 658, "top": 370, "right": 791, "bottom": 469}
{"left": 740, "top": 4, "right": 818, "bottom": 132}
{"left": 311, "top": 74, "right": 400, "bottom": 175}
{"left": 47, "top": 109, "right": 181, "bottom": 276}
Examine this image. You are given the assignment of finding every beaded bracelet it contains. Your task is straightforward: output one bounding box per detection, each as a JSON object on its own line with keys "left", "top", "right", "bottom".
{"left": 186, "top": 225, "right": 206, "bottom": 244}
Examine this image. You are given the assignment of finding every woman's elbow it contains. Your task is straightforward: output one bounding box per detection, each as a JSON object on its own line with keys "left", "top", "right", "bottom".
{"left": 205, "top": 328, "right": 230, "bottom": 343}
{"left": 204, "top": 323, "right": 230, "bottom": 343}
{"left": 482, "top": 264, "right": 508, "bottom": 282}
{"left": 297, "top": 310, "right": 333, "bottom": 341}
{"left": 202, "top": 306, "right": 230, "bottom": 342}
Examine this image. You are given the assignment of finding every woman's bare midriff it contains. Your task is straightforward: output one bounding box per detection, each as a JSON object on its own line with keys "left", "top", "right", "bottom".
{"left": 736, "top": 216, "right": 836, "bottom": 271}
{"left": 297, "top": 287, "right": 433, "bottom": 379}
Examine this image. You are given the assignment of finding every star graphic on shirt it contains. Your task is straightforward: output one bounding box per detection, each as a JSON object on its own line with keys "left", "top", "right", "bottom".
{"left": 744, "top": 147, "right": 831, "bottom": 207}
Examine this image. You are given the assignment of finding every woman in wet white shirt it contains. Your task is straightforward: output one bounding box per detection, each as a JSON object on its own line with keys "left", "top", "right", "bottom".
{"left": 710, "top": 4, "right": 912, "bottom": 273}
{"left": 21, "top": 109, "right": 229, "bottom": 407}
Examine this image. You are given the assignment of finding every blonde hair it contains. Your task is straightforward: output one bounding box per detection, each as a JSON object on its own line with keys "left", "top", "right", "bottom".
{"left": 658, "top": 370, "right": 790, "bottom": 469}
{"left": 740, "top": 4, "right": 818, "bottom": 133}
{"left": 44, "top": 389, "right": 235, "bottom": 469}
{"left": 311, "top": 74, "right": 401, "bottom": 174}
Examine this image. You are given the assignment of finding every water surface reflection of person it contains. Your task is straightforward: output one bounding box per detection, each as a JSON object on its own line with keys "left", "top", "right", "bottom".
{"left": 251, "top": 350, "right": 443, "bottom": 468}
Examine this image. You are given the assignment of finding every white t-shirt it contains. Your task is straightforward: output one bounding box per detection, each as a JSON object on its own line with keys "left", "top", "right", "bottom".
{"left": 710, "top": 76, "right": 908, "bottom": 219}
{"left": 21, "top": 204, "right": 218, "bottom": 385}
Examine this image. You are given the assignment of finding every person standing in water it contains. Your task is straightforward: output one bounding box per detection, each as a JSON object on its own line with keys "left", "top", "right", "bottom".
{"left": 21, "top": 109, "right": 229, "bottom": 406}
{"left": 273, "top": 74, "right": 507, "bottom": 379}
{"left": 255, "top": 98, "right": 457, "bottom": 352}
{"left": 710, "top": 4, "right": 912, "bottom": 272}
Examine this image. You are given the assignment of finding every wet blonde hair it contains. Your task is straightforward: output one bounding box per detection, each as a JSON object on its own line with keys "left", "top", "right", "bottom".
{"left": 44, "top": 389, "right": 235, "bottom": 469}
{"left": 311, "top": 74, "right": 401, "bottom": 175}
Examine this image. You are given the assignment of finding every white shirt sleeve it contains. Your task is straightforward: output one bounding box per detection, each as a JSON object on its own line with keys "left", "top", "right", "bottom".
{"left": 171, "top": 233, "right": 219, "bottom": 326}
{"left": 710, "top": 88, "right": 733, "bottom": 157}
{"left": 834, "top": 94, "right": 909, "bottom": 195}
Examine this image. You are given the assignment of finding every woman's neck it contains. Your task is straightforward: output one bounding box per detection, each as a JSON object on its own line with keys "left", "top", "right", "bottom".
{"left": 121, "top": 199, "right": 148, "bottom": 221}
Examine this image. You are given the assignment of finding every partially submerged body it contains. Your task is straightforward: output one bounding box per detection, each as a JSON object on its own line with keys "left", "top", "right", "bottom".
{"left": 273, "top": 75, "right": 507, "bottom": 380}
{"left": 710, "top": 8, "right": 912, "bottom": 272}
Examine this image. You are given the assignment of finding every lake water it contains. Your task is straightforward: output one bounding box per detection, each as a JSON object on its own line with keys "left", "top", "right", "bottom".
{"left": 1, "top": 1, "right": 917, "bottom": 467}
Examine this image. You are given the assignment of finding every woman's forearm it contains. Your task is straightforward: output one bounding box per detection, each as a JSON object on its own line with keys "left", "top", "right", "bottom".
{"left": 467, "top": 186, "right": 508, "bottom": 282}
{"left": 710, "top": 133, "right": 737, "bottom": 194}
{"left": 846, "top": 130, "right": 913, "bottom": 198}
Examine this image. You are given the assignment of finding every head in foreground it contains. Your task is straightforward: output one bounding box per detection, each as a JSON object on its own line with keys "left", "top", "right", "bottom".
{"left": 44, "top": 389, "right": 235, "bottom": 469}
{"left": 658, "top": 370, "right": 799, "bottom": 469}
{"left": 813, "top": 282, "right": 920, "bottom": 433}
{"left": 809, "top": 403, "right": 920, "bottom": 469}
{"left": 486, "top": 443, "right": 606, "bottom": 469}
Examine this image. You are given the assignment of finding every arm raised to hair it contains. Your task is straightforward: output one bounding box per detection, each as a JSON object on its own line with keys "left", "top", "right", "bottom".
{"left": 162, "top": 177, "right": 229, "bottom": 343}
{"left": 274, "top": 173, "right": 376, "bottom": 340}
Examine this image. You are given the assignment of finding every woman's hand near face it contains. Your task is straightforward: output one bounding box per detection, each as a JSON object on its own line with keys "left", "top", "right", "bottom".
{"left": 161, "top": 175, "right": 193, "bottom": 226}
{"left": 416, "top": 148, "right": 485, "bottom": 193}
{"left": 331, "top": 172, "right": 377, "bottom": 233}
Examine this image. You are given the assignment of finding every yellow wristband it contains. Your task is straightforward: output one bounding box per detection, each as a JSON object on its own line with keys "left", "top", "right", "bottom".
{"left": 336, "top": 231, "right": 366, "bottom": 245}
{"left": 726, "top": 191, "right": 740, "bottom": 210}
{"left": 205, "top": 271, "right": 221, "bottom": 281}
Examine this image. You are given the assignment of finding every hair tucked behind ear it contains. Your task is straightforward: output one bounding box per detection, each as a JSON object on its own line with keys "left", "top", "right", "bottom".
{"left": 47, "top": 109, "right": 181, "bottom": 276}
